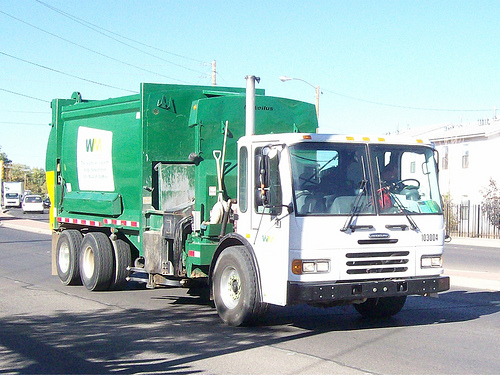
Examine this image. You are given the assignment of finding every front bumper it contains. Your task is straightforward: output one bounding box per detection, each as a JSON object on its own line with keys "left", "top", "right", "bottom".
{"left": 287, "top": 276, "right": 450, "bottom": 304}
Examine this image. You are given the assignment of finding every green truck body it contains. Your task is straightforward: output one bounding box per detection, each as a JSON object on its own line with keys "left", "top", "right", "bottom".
{"left": 46, "top": 82, "right": 317, "bottom": 297}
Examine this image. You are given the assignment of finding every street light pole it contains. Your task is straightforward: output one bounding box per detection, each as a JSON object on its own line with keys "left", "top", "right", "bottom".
{"left": 279, "top": 76, "right": 320, "bottom": 121}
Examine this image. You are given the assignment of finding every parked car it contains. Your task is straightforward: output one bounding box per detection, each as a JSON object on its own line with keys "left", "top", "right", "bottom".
{"left": 22, "top": 195, "right": 44, "bottom": 214}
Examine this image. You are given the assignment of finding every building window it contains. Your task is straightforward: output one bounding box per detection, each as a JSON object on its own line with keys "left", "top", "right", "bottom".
{"left": 462, "top": 147, "right": 469, "bottom": 169}
{"left": 442, "top": 146, "right": 448, "bottom": 170}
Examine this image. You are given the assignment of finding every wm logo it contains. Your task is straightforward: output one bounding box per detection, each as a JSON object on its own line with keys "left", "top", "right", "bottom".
{"left": 86, "top": 138, "right": 102, "bottom": 152}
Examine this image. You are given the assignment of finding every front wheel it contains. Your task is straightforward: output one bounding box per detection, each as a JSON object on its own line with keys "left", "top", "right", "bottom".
{"left": 212, "top": 246, "right": 265, "bottom": 326}
{"left": 353, "top": 296, "right": 407, "bottom": 318}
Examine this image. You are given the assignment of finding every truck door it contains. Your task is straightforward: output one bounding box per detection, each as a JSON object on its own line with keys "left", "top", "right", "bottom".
{"left": 250, "top": 144, "right": 290, "bottom": 306}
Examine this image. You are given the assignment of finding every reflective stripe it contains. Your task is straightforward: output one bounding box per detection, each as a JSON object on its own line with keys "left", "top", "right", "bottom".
{"left": 103, "top": 218, "right": 140, "bottom": 228}
{"left": 57, "top": 217, "right": 102, "bottom": 227}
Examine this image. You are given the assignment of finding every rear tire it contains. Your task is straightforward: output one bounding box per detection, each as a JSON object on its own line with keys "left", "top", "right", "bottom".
{"left": 80, "top": 232, "right": 114, "bottom": 291}
{"left": 109, "top": 238, "right": 131, "bottom": 290}
{"left": 56, "top": 230, "right": 83, "bottom": 285}
{"left": 353, "top": 296, "right": 407, "bottom": 318}
{"left": 212, "top": 246, "right": 265, "bottom": 326}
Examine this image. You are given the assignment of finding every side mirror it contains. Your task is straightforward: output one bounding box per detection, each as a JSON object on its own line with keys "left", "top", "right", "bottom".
{"left": 255, "top": 146, "right": 283, "bottom": 215}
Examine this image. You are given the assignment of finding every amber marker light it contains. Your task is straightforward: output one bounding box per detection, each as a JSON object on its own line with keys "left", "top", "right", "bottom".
{"left": 292, "top": 259, "right": 303, "bottom": 275}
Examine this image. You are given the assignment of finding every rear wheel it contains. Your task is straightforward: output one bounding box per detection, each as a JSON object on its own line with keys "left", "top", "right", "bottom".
{"left": 109, "top": 238, "right": 131, "bottom": 290}
{"left": 353, "top": 296, "right": 407, "bottom": 318}
{"left": 80, "top": 232, "right": 114, "bottom": 291}
{"left": 56, "top": 230, "right": 83, "bottom": 285}
{"left": 212, "top": 246, "right": 265, "bottom": 326}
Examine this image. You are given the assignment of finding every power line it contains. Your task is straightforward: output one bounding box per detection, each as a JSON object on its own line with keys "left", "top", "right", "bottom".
{"left": 0, "top": 51, "right": 138, "bottom": 93}
{"left": 0, "top": 110, "right": 49, "bottom": 114}
{"left": 34, "top": 0, "right": 210, "bottom": 74}
{"left": 0, "top": 121, "right": 48, "bottom": 126}
{"left": 0, "top": 10, "right": 190, "bottom": 84}
{"left": 322, "top": 88, "right": 493, "bottom": 112}
{"left": 0, "top": 87, "right": 48, "bottom": 103}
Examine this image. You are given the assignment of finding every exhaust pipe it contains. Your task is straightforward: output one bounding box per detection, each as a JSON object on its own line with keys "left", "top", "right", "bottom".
{"left": 245, "top": 75, "right": 260, "bottom": 136}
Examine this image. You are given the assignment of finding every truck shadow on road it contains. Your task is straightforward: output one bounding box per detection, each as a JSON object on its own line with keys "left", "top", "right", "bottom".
{"left": 264, "top": 289, "right": 500, "bottom": 331}
{"left": 0, "top": 289, "right": 498, "bottom": 374}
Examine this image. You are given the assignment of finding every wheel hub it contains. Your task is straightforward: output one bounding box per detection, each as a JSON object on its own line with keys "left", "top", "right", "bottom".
{"left": 58, "top": 244, "right": 70, "bottom": 273}
{"left": 230, "top": 276, "right": 240, "bottom": 298}
{"left": 220, "top": 266, "right": 241, "bottom": 309}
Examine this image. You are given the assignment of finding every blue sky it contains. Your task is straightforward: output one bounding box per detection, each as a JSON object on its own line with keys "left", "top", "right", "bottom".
{"left": 1, "top": 0, "right": 498, "bottom": 168}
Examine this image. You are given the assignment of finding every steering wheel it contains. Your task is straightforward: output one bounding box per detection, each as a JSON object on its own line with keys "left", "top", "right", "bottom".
{"left": 392, "top": 178, "right": 420, "bottom": 192}
{"left": 299, "top": 175, "right": 319, "bottom": 190}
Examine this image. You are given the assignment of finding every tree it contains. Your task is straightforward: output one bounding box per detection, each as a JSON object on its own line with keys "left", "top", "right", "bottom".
{"left": 481, "top": 178, "right": 500, "bottom": 229}
{"left": 442, "top": 193, "right": 458, "bottom": 234}
{"left": 29, "top": 168, "right": 47, "bottom": 195}
{"left": 0, "top": 145, "right": 47, "bottom": 195}
{"left": 0, "top": 146, "right": 12, "bottom": 165}
{"left": 7, "top": 163, "right": 47, "bottom": 195}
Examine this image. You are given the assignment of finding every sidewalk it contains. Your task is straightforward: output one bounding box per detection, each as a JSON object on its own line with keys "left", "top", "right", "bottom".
{"left": 0, "top": 209, "right": 52, "bottom": 235}
{"left": 447, "top": 236, "right": 500, "bottom": 248}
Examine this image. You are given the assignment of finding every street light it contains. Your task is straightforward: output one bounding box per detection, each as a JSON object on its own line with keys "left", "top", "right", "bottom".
{"left": 279, "top": 76, "right": 320, "bottom": 121}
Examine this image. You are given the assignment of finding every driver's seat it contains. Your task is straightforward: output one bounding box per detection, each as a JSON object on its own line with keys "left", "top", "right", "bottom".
{"left": 300, "top": 195, "right": 326, "bottom": 214}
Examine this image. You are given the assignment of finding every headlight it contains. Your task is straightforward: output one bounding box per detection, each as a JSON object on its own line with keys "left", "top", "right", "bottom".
{"left": 292, "top": 259, "right": 330, "bottom": 275}
{"left": 421, "top": 255, "right": 443, "bottom": 268}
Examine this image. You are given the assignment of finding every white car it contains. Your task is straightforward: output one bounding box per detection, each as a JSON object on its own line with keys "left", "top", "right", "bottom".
{"left": 22, "top": 195, "right": 44, "bottom": 214}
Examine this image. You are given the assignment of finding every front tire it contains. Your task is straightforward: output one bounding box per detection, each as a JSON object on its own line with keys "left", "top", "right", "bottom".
{"left": 353, "top": 296, "right": 407, "bottom": 318}
{"left": 80, "top": 232, "right": 114, "bottom": 291}
{"left": 56, "top": 230, "right": 83, "bottom": 285}
{"left": 212, "top": 246, "right": 264, "bottom": 326}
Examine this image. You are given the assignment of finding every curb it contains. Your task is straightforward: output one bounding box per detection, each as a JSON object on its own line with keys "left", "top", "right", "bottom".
{"left": 0, "top": 219, "right": 52, "bottom": 235}
{"left": 445, "top": 269, "right": 500, "bottom": 292}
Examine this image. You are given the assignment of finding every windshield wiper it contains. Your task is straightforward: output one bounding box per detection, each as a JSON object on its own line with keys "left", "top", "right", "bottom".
{"left": 341, "top": 179, "right": 371, "bottom": 232}
{"left": 387, "top": 191, "right": 419, "bottom": 231}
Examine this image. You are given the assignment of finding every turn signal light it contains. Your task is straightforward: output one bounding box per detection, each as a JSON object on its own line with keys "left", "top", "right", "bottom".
{"left": 292, "top": 259, "right": 303, "bottom": 275}
{"left": 291, "top": 259, "right": 330, "bottom": 275}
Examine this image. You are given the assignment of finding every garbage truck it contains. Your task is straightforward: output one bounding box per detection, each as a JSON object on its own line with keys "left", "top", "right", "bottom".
{"left": 46, "top": 76, "right": 449, "bottom": 326}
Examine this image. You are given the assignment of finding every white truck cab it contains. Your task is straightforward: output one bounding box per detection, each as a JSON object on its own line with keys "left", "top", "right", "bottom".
{"left": 231, "top": 132, "right": 449, "bottom": 319}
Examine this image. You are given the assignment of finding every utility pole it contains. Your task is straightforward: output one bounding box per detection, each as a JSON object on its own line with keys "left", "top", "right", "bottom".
{"left": 279, "top": 76, "right": 320, "bottom": 122}
{"left": 212, "top": 60, "right": 216, "bottom": 86}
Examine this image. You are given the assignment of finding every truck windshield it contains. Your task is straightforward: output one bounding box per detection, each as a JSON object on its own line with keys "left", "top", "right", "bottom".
{"left": 370, "top": 144, "right": 442, "bottom": 214}
{"left": 290, "top": 142, "right": 374, "bottom": 215}
{"left": 290, "top": 142, "right": 442, "bottom": 216}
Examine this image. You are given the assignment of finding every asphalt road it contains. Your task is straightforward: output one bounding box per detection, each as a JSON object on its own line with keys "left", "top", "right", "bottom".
{"left": 0, "top": 215, "right": 499, "bottom": 374}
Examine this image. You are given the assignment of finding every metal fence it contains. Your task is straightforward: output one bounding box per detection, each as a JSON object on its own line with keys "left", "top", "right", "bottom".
{"left": 444, "top": 202, "right": 500, "bottom": 239}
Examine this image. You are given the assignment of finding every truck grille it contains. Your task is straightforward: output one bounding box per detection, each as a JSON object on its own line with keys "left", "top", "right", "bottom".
{"left": 345, "top": 251, "right": 409, "bottom": 275}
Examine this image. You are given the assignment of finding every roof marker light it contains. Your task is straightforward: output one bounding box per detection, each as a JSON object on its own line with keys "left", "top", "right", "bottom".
{"left": 346, "top": 136, "right": 355, "bottom": 141}
{"left": 303, "top": 135, "right": 312, "bottom": 139}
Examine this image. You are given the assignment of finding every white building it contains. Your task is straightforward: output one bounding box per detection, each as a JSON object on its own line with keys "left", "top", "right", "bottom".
{"left": 396, "top": 116, "right": 500, "bottom": 205}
